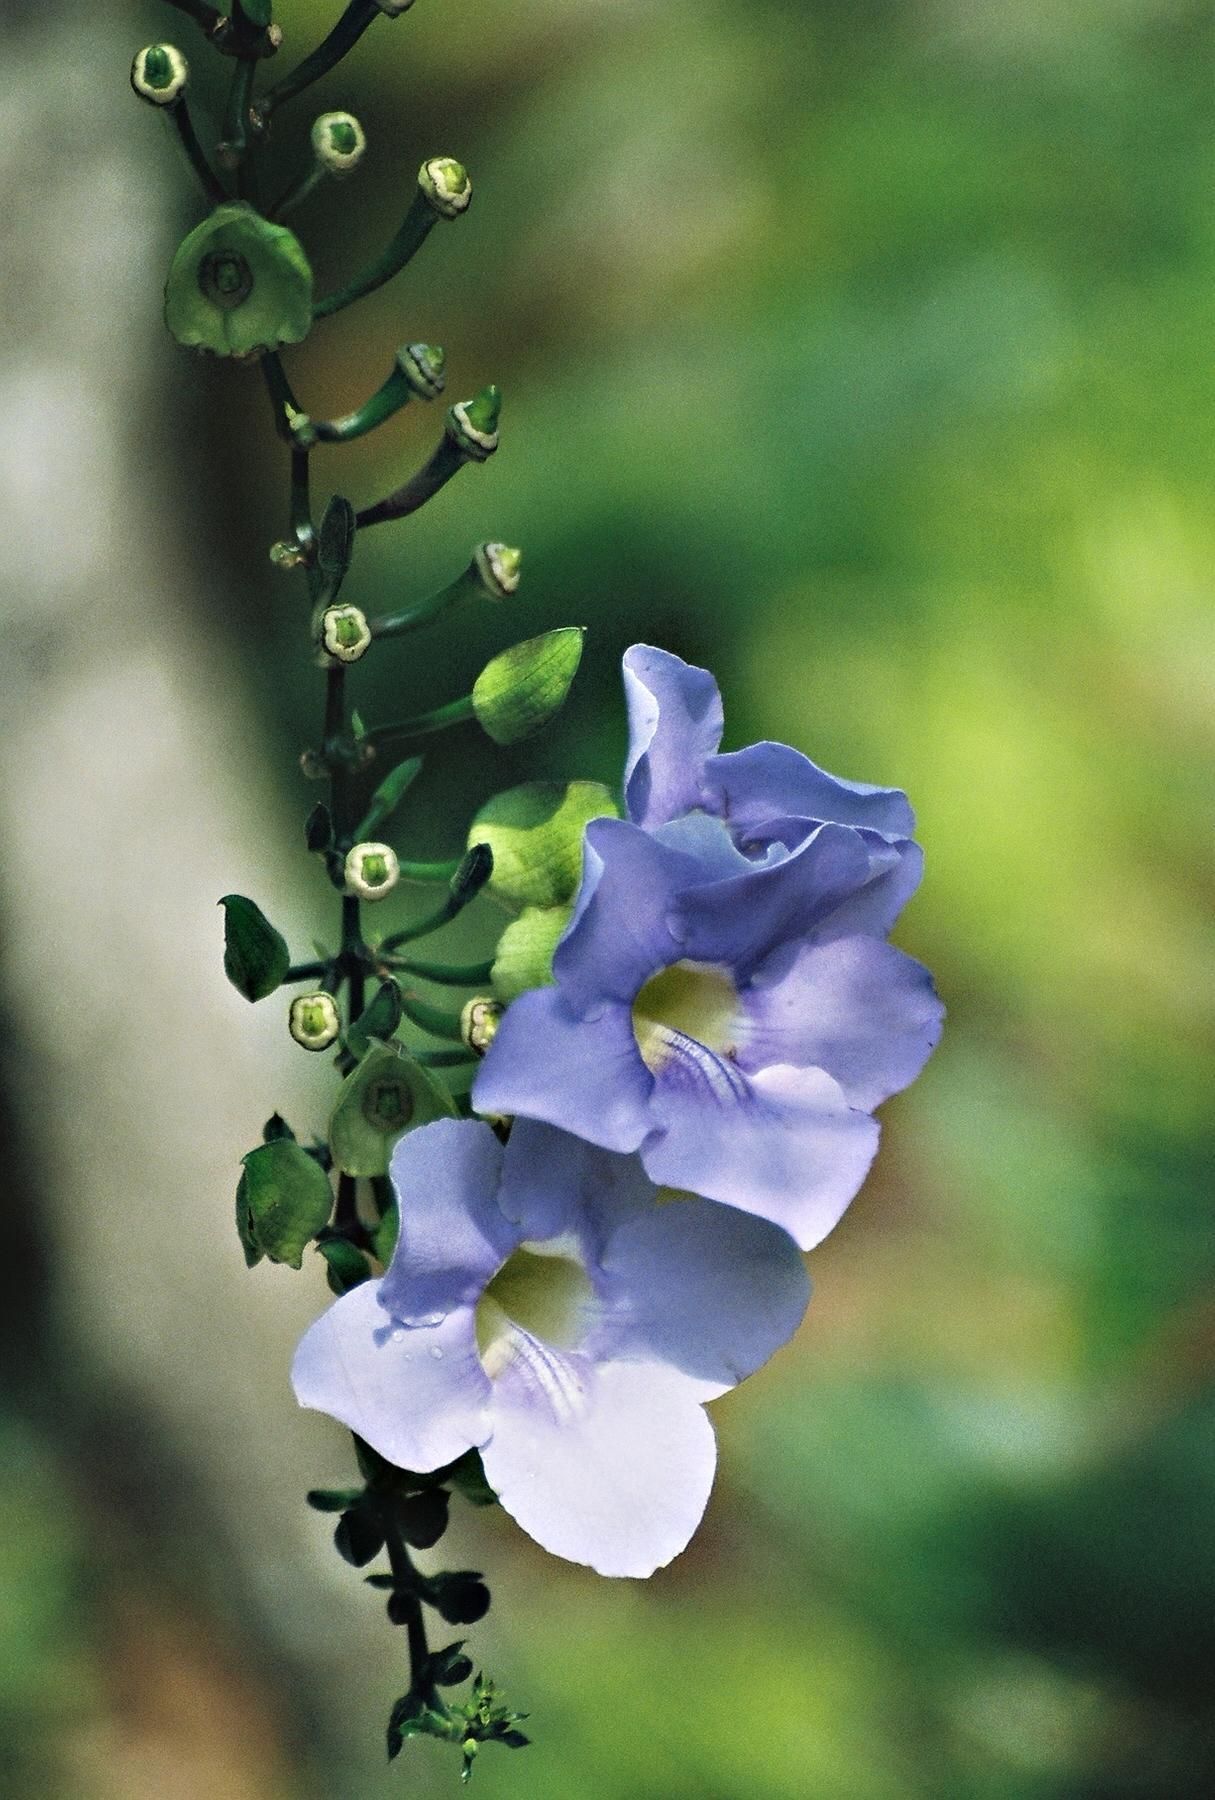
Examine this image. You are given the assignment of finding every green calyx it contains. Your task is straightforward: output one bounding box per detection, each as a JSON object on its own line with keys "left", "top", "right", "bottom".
{"left": 420, "top": 156, "right": 472, "bottom": 218}
{"left": 448, "top": 385, "right": 502, "bottom": 460}
{"left": 398, "top": 342, "right": 446, "bottom": 399}
{"left": 164, "top": 205, "right": 313, "bottom": 358}
{"left": 491, "top": 905, "right": 572, "bottom": 1002}
{"left": 329, "top": 1043, "right": 456, "bottom": 1178}
{"left": 472, "top": 628, "right": 585, "bottom": 746}
{"left": 470, "top": 781, "right": 617, "bottom": 910}
{"left": 131, "top": 43, "right": 188, "bottom": 106}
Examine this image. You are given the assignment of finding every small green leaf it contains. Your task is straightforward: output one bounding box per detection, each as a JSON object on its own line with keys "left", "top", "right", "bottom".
{"left": 346, "top": 980, "right": 403, "bottom": 1061}
{"left": 317, "top": 1237, "right": 372, "bottom": 1294}
{"left": 334, "top": 1506, "right": 384, "bottom": 1567}
{"left": 427, "top": 1642, "right": 474, "bottom": 1688}
{"left": 262, "top": 1112, "right": 295, "bottom": 1142}
{"left": 220, "top": 894, "right": 291, "bottom": 1001}
{"left": 240, "top": 1139, "right": 333, "bottom": 1269}
{"left": 351, "top": 708, "right": 368, "bottom": 741}
{"left": 471, "top": 781, "right": 616, "bottom": 911}
{"left": 165, "top": 205, "right": 312, "bottom": 359}
{"left": 372, "top": 1195, "right": 399, "bottom": 1265}
{"left": 329, "top": 1042, "right": 456, "bottom": 1178}
{"left": 471, "top": 628, "right": 584, "bottom": 745}
{"left": 318, "top": 494, "right": 356, "bottom": 588}
{"left": 428, "top": 1571, "right": 491, "bottom": 1625}
{"left": 443, "top": 1450, "right": 499, "bottom": 1509}
{"left": 356, "top": 756, "right": 423, "bottom": 840}
{"left": 491, "top": 904, "right": 571, "bottom": 1002}
{"left": 234, "top": 1172, "right": 263, "bottom": 1268}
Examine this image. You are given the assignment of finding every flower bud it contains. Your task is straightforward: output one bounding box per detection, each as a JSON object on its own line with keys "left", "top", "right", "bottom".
{"left": 447, "top": 384, "right": 501, "bottom": 461}
{"left": 345, "top": 841, "right": 400, "bottom": 901}
{"left": 319, "top": 604, "right": 372, "bottom": 664}
{"left": 131, "top": 43, "right": 188, "bottom": 107}
{"left": 289, "top": 992, "right": 341, "bottom": 1052}
{"left": 474, "top": 541, "right": 522, "bottom": 599}
{"left": 472, "top": 627, "right": 584, "bottom": 746}
{"left": 460, "top": 997, "right": 504, "bottom": 1057}
{"left": 397, "top": 342, "right": 446, "bottom": 400}
{"left": 312, "top": 111, "right": 367, "bottom": 177}
{"left": 418, "top": 156, "right": 472, "bottom": 219}
{"left": 164, "top": 204, "right": 313, "bottom": 358}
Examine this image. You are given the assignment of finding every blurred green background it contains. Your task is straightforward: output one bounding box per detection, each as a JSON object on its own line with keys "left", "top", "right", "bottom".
{"left": 1, "top": 0, "right": 1212, "bottom": 1794}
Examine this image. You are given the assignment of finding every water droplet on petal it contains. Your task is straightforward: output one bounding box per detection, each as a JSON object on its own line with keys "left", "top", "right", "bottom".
{"left": 581, "top": 1002, "right": 605, "bottom": 1024}
{"left": 665, "top": 910, "right": 689, "bottom": 946}
{"left": 429, "top": 1345, "right": 444, "bottom": 1360}
{"left": 390, "top": 1327, "right": 407, "bottom": 1344}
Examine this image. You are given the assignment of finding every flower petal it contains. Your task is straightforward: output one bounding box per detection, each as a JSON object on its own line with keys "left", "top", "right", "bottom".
{"left": 623, "top": 644, "right": 723, "bottom": 830}
{"left": 553, "top": 816, "right": 700, "bottom": 1011}
{"left": 641, "top": 1059, "right": 879, "bottom": 1249}
{"left": 497, "top": 1118, "right": 655, "bottom": 1250}
{"left": 482, "top": 1340, "right": 716, "bottom": 1576}
{"left": 815, "top": 836, "right": 924, "bottom": 940}
{"left": 474, "top": 989, "right": 653, "bottom": 1154}
{"left": 591, "top": 1197, "right": 810, "bottom": 1398}
{"left": 291, "top": 1281, "right": 491, "bottom": 1472}
{"left": 742, "top": 935, "right": 944, "bottom": 1110}
{"left": 706, "top": 740, "right": 915, "bottom": 843}
{"left": 379, "top": 1119, "right": 517, "bottom": 1325}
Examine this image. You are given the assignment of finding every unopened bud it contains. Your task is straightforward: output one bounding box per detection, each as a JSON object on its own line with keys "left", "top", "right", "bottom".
{"left": 474, "top": 541, "right": 522, "bottom": 599}
{"left": 472, "top": 627, "right": 584, "bottom": 746}
{"left": 131, "top": 43, "right": 188, "bottom": 106}
{"left": 397, "top": 342, "right": 446, "bottom": 400}
{"left": 447, "top": 384, "right": 501, "bottom": 461}
{"left": 461, "top": 997, "right": 504, "bottom": 1056}
{"left": 289, "top": 992, "right": 341, "bottom": 1052}
{"left": 345, "top": 841, "right": 400, "bottom": 901}
{"left": 270, "top": 538, "right": 308, "bottom": 571}
{"left": 312, "top": 111, "right": 366, "bottom": 177}
{"left": 320, "top": 604, "right": 372, "bottom": 663}
{"left": 419, "top": 156, "right": 472, "bottom": 219}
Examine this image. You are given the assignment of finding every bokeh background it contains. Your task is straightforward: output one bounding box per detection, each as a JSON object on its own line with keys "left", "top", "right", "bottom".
{"left": 0, "top": 0, "right": 1211, "bottom": 1794}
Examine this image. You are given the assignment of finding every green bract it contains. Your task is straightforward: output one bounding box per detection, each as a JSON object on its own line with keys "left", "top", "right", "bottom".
{"left": 470, "top": 781, "right": 617, "bottom": 910}
{"left": 164, "top": 205, "right": 313, "bottom": 358}
{"left": 239, "top": 1139, "right": 334, "bottom": 1270}
{"left": 329, "top": 1042, "right": 456, "bottom": 1178}
{"left": 472, "top": 628, "right": 584, "bottom": 746}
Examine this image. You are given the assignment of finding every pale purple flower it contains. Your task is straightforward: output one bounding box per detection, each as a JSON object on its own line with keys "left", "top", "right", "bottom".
{"left": 292, "top": 1116, "right": 809, "bottom": 1578}
{"left": 474, "top": 646, "right": 943, "bottom": 1250}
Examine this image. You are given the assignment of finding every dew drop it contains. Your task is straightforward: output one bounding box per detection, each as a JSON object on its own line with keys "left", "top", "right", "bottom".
{"left": 390, "top": 1327, "right": 407, "bottom": 1344}
{"left": 429, "top": 1345, "right": 444, "bottom": 1361}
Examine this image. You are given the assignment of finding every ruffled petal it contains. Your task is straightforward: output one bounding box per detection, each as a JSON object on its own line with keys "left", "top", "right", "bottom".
{"left": 291, "top": 1282, "right": 491, "bottom": 1473}
{"left": 591, "top": 1197, "right": 810, "bottom": 1398}
{"left": 552, "top": 816, "right": 700, "bottom": 1012}
{"left": 705, "top": 740, "right": 915, "bottom": 844}
{"left": 379, "top": 1119, "right": 517, "bottom": 1326}
{"left": 623, "top": 644, "right": 723, "bottom": 830}
{"left": 814, "top": 836, "right": 924, "bottom": 940}
{"left": 482, "top": 1337, "right": 716, "bottom": 1577}
{"left": 497, "top": 1119, "right": 655, "bottom": 1252}
{"left": 640, "top": 1059, "right": 880, "bottom": 1249}
{"left": 742, "top": 935, "right": 944, "bottom": 1110}
{"left": 473, "top": 989, "right": 653, "bottom": 1155}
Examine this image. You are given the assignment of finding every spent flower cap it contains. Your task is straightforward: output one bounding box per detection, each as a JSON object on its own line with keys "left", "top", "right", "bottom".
{"left": 447, "top": 384, "right": 501, "bottom": 461}
{"left": 419, "top": 156, "right": 472, "bottom": 219}
{"left": 289, "top": 992, "right": 341, "bottom": 1052}
{"left": 164, "top": 205, "right": 313, "bottom": 359}
{"left": 320, "top": 604, "right": 372, "bottom": 664}
{"left": 345, "top": 841, "right": 401, "bottom": 901}
{"left": 312, "top": 111, "right": 367, "bottom": 177}
{"left": 397, "top": 342, "right": 447, "bottom": 400}
{"left": 460, "top": 997, "right": 504, "bottom": 1056}
{"left": 131, "top": 43, "right": 188, "bottom": 106}
{"left": 474, "top": 541, "right": 522, "bottom": 599}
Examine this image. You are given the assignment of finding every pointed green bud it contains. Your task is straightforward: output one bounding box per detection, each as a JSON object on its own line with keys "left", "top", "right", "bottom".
{"left": 460, "top": 997, "right": 504, "bottom": 1057}
{"left": 345, "top": 841, "right": 400, "bottom": 901}
{"left": 397, "top": 342, "right": 446, "bottom": 400}
{"left": 131, "top": 44, "right": 188, "bottom": 106}
{"left": 329, "top": 1042, "right": 456, "bottom": 1178}
{"left": 473, "top": 541, "right": 522, "bottom": 600}
{"left": 471, "top": 628, "right": 584, "bottom": 746}
{"left": 320, "top": 604, "right": 372, "bottom": 664}
{"left": 491, "top": 904, "right": 571, "bottom": 1002}
{"left": 470, "top": 781, "right": 617, "bottom": 910}
{"left": 447, "top": 384, "right": 501, "bottom": 461}
{"left": 312, "top": 110, "right": 366, "bottom": 176}
{"left": 220, "top": 893, "right": 291, "bottom": 1001}
{"left": 240, "top": 1139, "right": 334, "bottom": 1269}
{"left": 164, "top": 204, "right": 312, "bottom": 359}
{"left": 418, "top": 156, "right": 472, "bottom": 219}
{"left": 270, "top": 538, "right": 308, "bottom": 571}
{"left": 289, "top": 991, "right": 341, "bottom": 1051}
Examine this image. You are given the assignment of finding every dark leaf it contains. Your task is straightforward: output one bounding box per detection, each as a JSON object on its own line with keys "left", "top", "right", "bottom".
{"left": 219, "top": 894, "right": 290, "bottom": 1002}
{"left": 240, "top": 1139, "right": 333, "bottom": 1268}
{"left": 334, "top": 1506, "right": 384, "bottom": 1567}
{"left": 305, "top": 802, "right": 333, "bottom": 853}
{"left": 345, "top": 980, "right": 403, "bottom": 1062}
{"left": 306, "top": 1487, "right": 365, "bottom": 1513}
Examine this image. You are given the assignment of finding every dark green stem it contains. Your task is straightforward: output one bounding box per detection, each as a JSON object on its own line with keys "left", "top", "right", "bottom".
{"left": 392, "top": 957, "right": 495, "bottom": 986}
{"left": 411, "top": 1046, "right": 478, "bottom": 1068}
{"left": 400, "top": 993, "right": 466, "bottom": 1042}
{"left": 169, "top": 99, "right": 227, "bottom": 204}
{"left": 219, "top": 53, "right": 258, "bottom": 179}
{"left": 309, "top": 364, "right": 421, "bottom": 446}
{"left": 366, "top": 694, "right": 476, "bottom": 744}
{"left": 355, "top": 433, "right": 466, "bottom": 530}
{"left": 371, "top": 562, "right": 485, "bottom": 638}
{"left": 313, "top": 189, "right": 439, "bottom": 321}
{"left": 286, "top": 959, "right": 330, "bottom": 983}
{"left": 381, "top": 1509, "right": 435, "bottom": 1707}
{"left": 398, "top": 856, "right": 462, "bottom": 884}
{"left": 256, "top": 0, "right": 382, "bottom": 122}
{"left": 271, "top": 162, "right": 325, "bottom": 221}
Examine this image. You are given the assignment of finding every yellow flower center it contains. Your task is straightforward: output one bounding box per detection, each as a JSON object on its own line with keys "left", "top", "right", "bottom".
{"left": 475, "top": 1243, "right": 593, "bottom": 1377}
{"left": 631, "top": 960, "right": 739, "bottom": 1072}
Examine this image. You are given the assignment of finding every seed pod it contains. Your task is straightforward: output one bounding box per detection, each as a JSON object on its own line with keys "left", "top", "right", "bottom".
{"left": 320, "top": 604, "right": 372, "bottom": 664}
{"left": 345, "top": 841, "right": 401, "bottom": 901}
{"left": 418, "top": 156, "right": 472, "bottom": 219}
{"left": 312, "top": 111, "right": 367, "bottom": 177}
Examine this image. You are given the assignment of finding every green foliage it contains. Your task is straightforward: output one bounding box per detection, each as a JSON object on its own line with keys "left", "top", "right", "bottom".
{"left": 219, "top": 894, "right": 290, "bottom": 1001}
{"left": 490, "top": 904, "right": 571, "bottom": 1003}
{"left": 239, "top": 1139, "right": 333, "bottom": 1268}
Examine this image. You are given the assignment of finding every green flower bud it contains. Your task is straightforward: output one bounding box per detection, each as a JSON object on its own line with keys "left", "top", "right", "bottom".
{"left": 418, "top": 156, "right": 472, "bottom": 220}
{"left": 471, "top": 781, "right": 617, "bottom": 910}
{"left": 131, "top": 44, "right": 188, "bottom": 107}
{"left": 345, "top": 841, "right": 400, "bottom": 900}
{"left": 471, "top": 627, "right": 584, "bottom": 746}
{"left": 320, "top": 604, "right": 372, "bottom": 664}
{"left": 312, "top": 111, "right": 366, "bottom": 177}
{"left": 491, "top": 904, "right": 571, "bottom": 1002}
{"left": 289, "top": 991, "right": 341, "bottom": 1052}
{"left": 460, "top": 997, "right": 504, "bottom": 1056}
{"left": 164, "top": 204, "right": 313, "bottom": 359}
{"left": 397, "top": 342, "right": 446, "bottom": 400}
{"left": 447, "top": 384, "right": 501, "bottom": 462}
{"left": 270, "top": 537, "right": 308, "bottom": 571}
{"left": 474, "top": 541, "right": 522, "bottom": 600}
